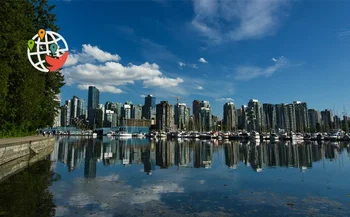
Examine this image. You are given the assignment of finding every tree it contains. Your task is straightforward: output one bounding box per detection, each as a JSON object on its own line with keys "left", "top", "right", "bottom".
{"left": 0, "top": 0, "right": 64, "bottom": 137}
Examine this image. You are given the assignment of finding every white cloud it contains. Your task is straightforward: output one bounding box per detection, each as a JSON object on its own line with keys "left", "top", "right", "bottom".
{"left": 62, "top": 44, "right": 184, "bottom": 93}
{"left": 191, "top": 0, "right": 291, "bottom": 43}
{"left": 272, "top": 57, "right": 277, "bottom": 62}
{"left": 140, "top": 94, "right": 146, "bottom": 98}
{"left": 216, "top": 98, "right": 234, "bottom": 102}
{"left": 191, "top": 64, "right": 198, "bottom": 69}
{"left": 235, "top": 56, "right": 288, "bottom": 81}
{"left": 198, "top": 57, "right": 208, "bottom": 63}
{"left": 143, "top": 77, "right": 184, "bottom": 88}
{"left": 77, "top": 84, "right": 123, "bottom": 94}
{"left": 178, "top": 62, "right": 186, "bottom": 67}
{"left": 82, "top": 44, "right": 121, "bottom": 62}
{"left": 196, "top": 85, "right": 203, "bottom": 90}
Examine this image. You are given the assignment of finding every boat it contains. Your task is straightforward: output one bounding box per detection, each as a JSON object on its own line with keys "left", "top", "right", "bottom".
{"left": 157, "top": 132, "right": 167, "bottom": 138}
{"left": 115, "top": 131, "right": 132, "bottom": 137}
{"left": 222, "top": 131, "right": 230, "bottom": 139}
{"left": 250, "top": 131, "right": 260, "bottom": 140}
{"left": 270, "top": 133, "right": 279, "bottom": 142}
{"left": 291, "top": 132, "right": 303, "bottom": 140}
{"left": 316, "top": 133, "right": 324, "bottom": 140}
{"left": 132, "top": 132, "right": 145, "bottom": 137}
{"left": 92, "top": 133, "right": 97, "bottom": 138}
{"left": 106, "top": 131, "right": 114, "bottom": 137}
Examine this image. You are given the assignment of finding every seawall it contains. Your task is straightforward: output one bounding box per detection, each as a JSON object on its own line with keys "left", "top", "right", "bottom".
{"left": 0, "top": 135, "right": 55, "bottom": 182}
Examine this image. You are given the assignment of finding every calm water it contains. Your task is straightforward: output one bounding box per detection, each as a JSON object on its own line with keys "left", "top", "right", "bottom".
{"left": 1, "top": 137, "right": 350, "bottom": 217}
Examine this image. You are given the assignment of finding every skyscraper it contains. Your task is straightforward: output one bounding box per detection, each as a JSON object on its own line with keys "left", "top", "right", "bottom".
{"left": 223, "top": 102, "right": 237, "bottom": 131}
{"left": 174, "top": 103, "right": 188, "bottom": 130}
{"left": 247, "top": 99, "right": 263, "bottom": 132}
{"left": 88, "top": 86, "right": 100, "bottom": 128}
{"left": 263, "top": 103, "right": 276, "bottom": 132}
{"left": 293, "top": 101, "right": 308, "bottom": 132}
{"left": 199, "top": 101, "right": 212, "bottom": 131}
{"left": 308, "top": 109, "right": 321, "bottom": 131}
{"left": 132, "top": 104, "right": 143, "bottom": 119}
{"left": 321, "top": 109, "right": 333, "bottom": 131}
{"left": 123, "top": 102, "right": 132, "bottom": 119}
{"left": 156, "top": 101, "right": 173, "bottom": 131}
{"left": 70, "top": 96, "right": 79, "bottom": 124}
{"left": 142, "top": 94, "right": 156, "bottom": 120}
{"left": 284, "top": 103, "right": 296, "bottom": 132}
{"left": 192, "top": 100, "right": 201, "bottom": 129}
{"left": 237, "top": 105, "right": 248, "bottom": 130}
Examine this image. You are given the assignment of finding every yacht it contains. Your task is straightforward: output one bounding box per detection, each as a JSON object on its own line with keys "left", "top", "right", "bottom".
{"left": 221, "top": 131, "right": 230, "bottom": 139}
{"left": 132, "top": 132, "right": 145, "bottom": 137}
{"left": 92, "top": 133, "right": 97, "bottom": 138}
{"left": 250, "top": 131, "right": 260, "bottom": 140}
{"left": 270, "top": 133, "right": 279, "bottom": 142}
{"left": 157, "top": 132, "right": 167, "bottom": 138}
{"left": 106, "top": 131, "right": 114, "bottom": 137}
{"left": 115, "top": 131, "right": 132, "bottom": 137}
{"left": 291, "top": 132, "right": 303, "bottom": 140}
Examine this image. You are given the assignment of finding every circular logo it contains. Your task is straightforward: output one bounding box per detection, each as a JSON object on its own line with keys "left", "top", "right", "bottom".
{"left": 27, "top": 29, "right": 69, "bottom": 72}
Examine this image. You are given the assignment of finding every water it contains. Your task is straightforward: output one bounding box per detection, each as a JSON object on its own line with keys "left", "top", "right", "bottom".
{"left": 1, "top": 137, "right": 350, "bottom": 217}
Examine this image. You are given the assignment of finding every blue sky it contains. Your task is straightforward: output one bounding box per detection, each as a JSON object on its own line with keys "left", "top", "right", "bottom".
{"left": 53, "top": 0, "right": 350, "bottom": 117}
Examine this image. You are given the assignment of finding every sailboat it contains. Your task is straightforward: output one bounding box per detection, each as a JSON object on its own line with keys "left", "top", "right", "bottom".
{"left": 116, "top": 118, "right": 132, "bottom": 137}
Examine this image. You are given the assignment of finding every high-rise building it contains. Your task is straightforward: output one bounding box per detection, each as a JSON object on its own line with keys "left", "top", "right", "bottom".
{"left": 308, "top": 109, "right": 321, "bottom": 131}
{"left": 192, "top": 100, "right": 201, "bottom": 129}
{"left": 223, "top": 102, "right": 237, "bottom": 131}
{"left": 70, "top": 96, "right": 79, "bottom": 123}
{"left": 79, "top": 99, "right": 86, "bottom": 120}
{"left": 123, "top": 103, "right": 132, "bottom": 119}
{"left": 199, "top": 101, "right": 212, "bottom": 131}
{"left": 199, "top": 107, "right": 212, "bottom": 131}
{"left": 132, "top": 104, "right": 143, "bottom": 119}
{"left": 333, "top": 115, "right": 341, "bottom": 130}
{"left": 104, "top": 110, "right": 117, "bottom": 127}
{"left": 263, "top": 103, "right": 276, "bottom": 132}
{"left": 60, "top": 105, "right": 68, "bottom": 127}
{"left": 174, "top": 103, "right": 188, "bottom": 130}
{"left": 321, "top": 109, "right": 333, "bottom": 131}
{"left": 156, "top": 101, "right": 173, "bottom": 131}
{"left": 94, "top": 108, "right": 103, "bottom": 128}
{"left": 237, "top": 105, "right": 248, "bottom": 130}
{"left": 88, "top": 86, "right": 99, "bottom": 128}
{"left": 115, "top": 103, "right": 123, "bottom": 126}
{"left": 275, "top": 103, "right": 296, "bottom": 132}
{"left": 142, "top": 95, "right": 156, "bottom": 120}
{"left": 294, "top": 101, "right": 309, "bottom": 132}
{"left": 283, "top": 103, "right": 296, "bottom": 132}
{"left": 247, "top": 99, "right": 263, "bottom": 132}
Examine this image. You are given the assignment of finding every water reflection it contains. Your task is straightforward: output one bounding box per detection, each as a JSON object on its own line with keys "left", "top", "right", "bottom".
{"left": 52, "top": 137, "right": 349, "bottom": 175}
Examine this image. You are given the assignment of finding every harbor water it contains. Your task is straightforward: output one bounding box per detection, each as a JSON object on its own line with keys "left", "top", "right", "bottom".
{"left": 0, "top": 137, "right": 350, "bottom": 217}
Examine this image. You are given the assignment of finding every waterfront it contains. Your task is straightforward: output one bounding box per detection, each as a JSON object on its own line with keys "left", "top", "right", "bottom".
{"left": 1, "top": 137, "right": 350, "bottom": 217}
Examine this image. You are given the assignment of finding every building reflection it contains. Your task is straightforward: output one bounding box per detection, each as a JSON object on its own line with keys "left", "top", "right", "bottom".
{"left": 50, "top": 137, "right": 349, "bottom": 175}
{"left": 193, "top": 140, "right": 213, "bottom": 168}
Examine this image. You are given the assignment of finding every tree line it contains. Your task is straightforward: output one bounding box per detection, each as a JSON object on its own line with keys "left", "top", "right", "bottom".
{"left": 0, "top": 0, "right": 64, "bottom": 138}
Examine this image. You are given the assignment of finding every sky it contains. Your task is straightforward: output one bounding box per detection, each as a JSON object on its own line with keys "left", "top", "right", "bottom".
{"left": 52, "top": 0, "right": 350, "bottom": 117}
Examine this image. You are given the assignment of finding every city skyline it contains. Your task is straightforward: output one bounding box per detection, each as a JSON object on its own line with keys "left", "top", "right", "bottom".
{"left": 57, "top": 86, "right": 348, "bottom": 132}
{"left": 54, "top": 1, "right": 350, "bottom": 117}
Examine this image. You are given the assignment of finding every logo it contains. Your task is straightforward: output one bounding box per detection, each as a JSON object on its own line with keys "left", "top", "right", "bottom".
{"left": 27, "top": 29, "right": 69, "bottom": 72}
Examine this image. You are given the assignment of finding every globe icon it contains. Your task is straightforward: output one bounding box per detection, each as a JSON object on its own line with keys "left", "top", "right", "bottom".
{"left": 27, "top": 30, "right": 69, "bottom": 72}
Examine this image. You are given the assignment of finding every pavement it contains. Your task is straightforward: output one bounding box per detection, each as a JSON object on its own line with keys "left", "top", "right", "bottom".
{"left": 0, "top": 135, "right": 54, "bottom": 147}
